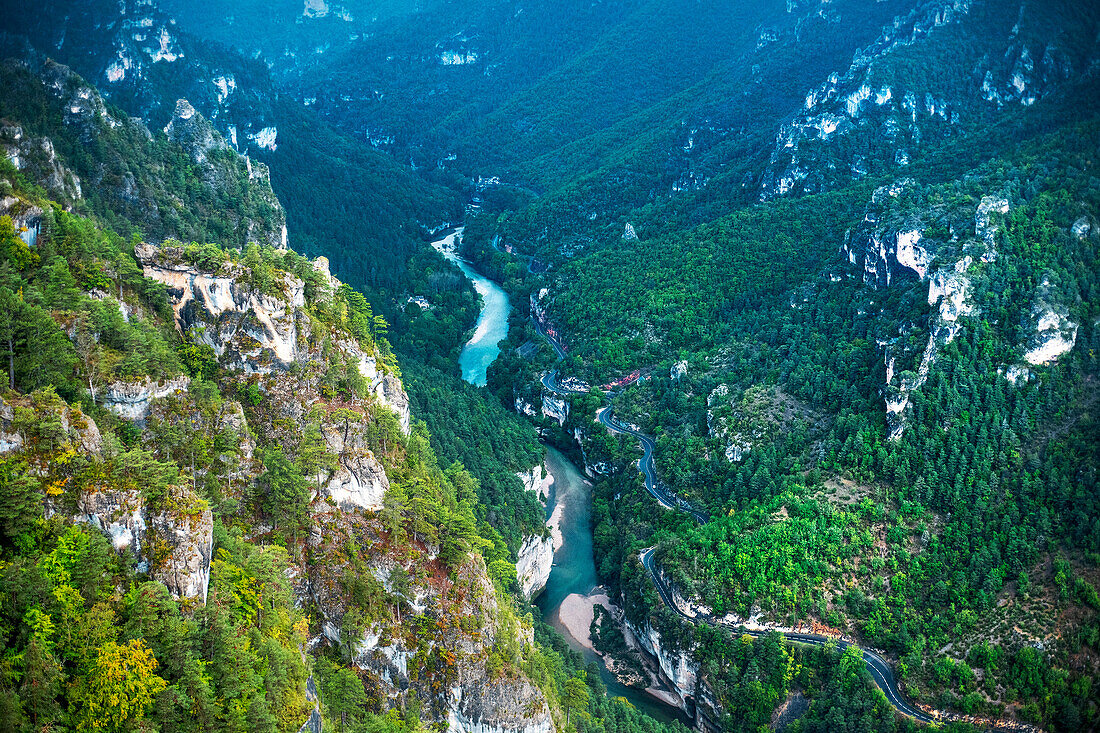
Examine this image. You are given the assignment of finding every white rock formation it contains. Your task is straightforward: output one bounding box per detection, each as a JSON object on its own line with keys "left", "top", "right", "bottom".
{"left": 625, "top": 618, "right": 699, "bottom": 711}
{"left": 62, "top": 483, "right": 212, "bottom": 602}
{"left": 516, "top": 463, "right": 554, "bottom": 499}
{"left": 541, "top": 392, "right": 569, "bottom": 426}
{"left": 316, "top": 422, "right": 391, "bottom": 512}
{"left": 352, "top": 349, "right": 412, "bottom": 434}
{"left": 1072, "top": 215, "right": 1093, "bottom": 239}
{"left": 515, "top": 535, "right": 553, "bottom": 599}
{"left": 103, "top": 376, "right": 191, "bottom": 420}
{"left": 250, "top": 126, "right": 278, "bottom": 151}
{"left": 895, "top": 230, "right": 931, "bottom": 279}
{"left": 137, "top": 245, "right": 306, "bottom": 369}
{"left": 1023, "top": 307, "right": 1078, "bottom": 365}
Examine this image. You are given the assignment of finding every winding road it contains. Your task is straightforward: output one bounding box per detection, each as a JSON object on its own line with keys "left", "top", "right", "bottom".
{"left": 533, "top": 318, "right": 949, "bottom": 727}
{"left": 639, "top": 548, "right": 933, "bottom": 723}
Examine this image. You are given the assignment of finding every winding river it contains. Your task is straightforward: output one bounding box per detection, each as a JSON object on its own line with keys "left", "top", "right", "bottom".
{"left": 432, "top": 228, "right": 511, "bottom": 387}
{"left": 433, "top": 230, "right": 686, "bottom": 723}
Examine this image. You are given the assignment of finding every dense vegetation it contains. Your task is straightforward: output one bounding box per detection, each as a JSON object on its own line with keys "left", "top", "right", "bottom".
{"left": 0, "top": 92, "right": 693, "bottom": 733}
{"left": 505, "top": 105, "right": 1100, "bottom": 732}
{"left": 0, "top": 60, "right": 285, "bottom": 250}
{"left": 402, "top": 360, "right": 545, "bottom": 552}
{"left": 6, "top": 0, "right": 1100, "bottom": 730}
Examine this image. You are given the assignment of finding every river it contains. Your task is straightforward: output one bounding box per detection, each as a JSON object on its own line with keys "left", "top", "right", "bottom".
{"left": 538, "top": 448, "right": 689, "bottom": 726}
{"left": 431, "top": 228, "right": 510, "bottom": 387}
{"left": 432, "top": 229, "right": 686, "bottom": 724}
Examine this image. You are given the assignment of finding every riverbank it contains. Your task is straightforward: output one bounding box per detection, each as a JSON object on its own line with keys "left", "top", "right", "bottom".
{"left": 557, "top": 590, "right": 613, "bottom": 651}
{"left": 432, "top": 233, "right": 687, "bottom": 725}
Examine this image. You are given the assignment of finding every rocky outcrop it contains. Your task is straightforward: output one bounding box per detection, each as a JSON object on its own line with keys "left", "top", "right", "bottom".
{"left": 135, "top": 245, "right": 412, "bottom": 441}
{"left": 315, "top": 422, "right": 390, "bottom": 512}
{"left": 352, "top": 350, "right": 411, "bottom": 434}
{"left": 448, "top": 678, "right": 553, "bottom": 733}
{"left": 624, "top": 618, "right": 698, "bottom": 712}
{"left": 40, "top": 60, "right": 120, "bottom": 141}
{"left": 514, "top": 463, "right": 555, "bottom": 598}
{"left": 137, "top": 243, "right": 307, "bottom": 370}
{"left": 308, "top": 526, "right": 552, "bottom": 733}
{"left": 0, "top": 124, "right": 82, "bottom": 203}
{"left": 0, "top": 396, "right": 21, "bottom": 454}
{"left": 103, "top": 376, "right": 191, "bottom": 420}
{"left": 0, "top": 394, "right": 103, "bottom": 457}
{"left": 515, "top": 535, "right": 553, "bottom": 600}
{"left": 163, "top": 99, "right": 286, "bottom": 249}
{"left": 0, "top": 196, "right": 46, "bottom": 249}
{"left": 1022, "top": 301, "right": 1078, "bottom": 366}
{"left": 72, "top": 487, "right": 147, "bottom": 554}
{"left": 151, "top": 496, "right": 214, "bottom": 602}
{"left": 164, "top": 99, "right": 227, "bottom": 166}
{"left": 886, "top": 254, "right": 976, "bottom": 439}
{"left": 846, "top": 185, "right": 1013, "bottom": 439}
{"left": 844, "top": 226, "right": 930, "bottom": 288}
{"left": 516, "top": 463, "right": 554, "bottom": 500}
{"left": 298, "top": 676, "right": 322, "bottom": 733}
{"left": 541, "top": 392, "right": 568, "bottom": 426}
{"left": 841, "top": 181, "right": 934, "bottom": 289}
{"left": 761, "top": 1, "right": 974, "bottom": 199}
{"left": 58, "top": 482, "right": 213, "bottom": 602}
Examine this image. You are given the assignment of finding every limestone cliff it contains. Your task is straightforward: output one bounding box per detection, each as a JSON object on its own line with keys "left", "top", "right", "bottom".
{"left": 515, "top": 535, "right": 553, "bottom": 600}
{"left": 134, "top": 242, "right": 411, "bottom": 434}
{"left": 304, "top": 509, "right": 554, "bottom": 733}
{"left": 0, "top": 393, "right": 214, "bottom": 602}
{"left": 163, "top": 99, "right": 287, "bottom": 249}
{"left": 841, "top": 180, "right": 1081, "bottom": 439}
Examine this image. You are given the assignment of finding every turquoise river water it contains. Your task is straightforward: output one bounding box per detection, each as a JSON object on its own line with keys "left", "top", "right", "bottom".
{"left": 432, "top": 231, "right": 685, "bottom": 724}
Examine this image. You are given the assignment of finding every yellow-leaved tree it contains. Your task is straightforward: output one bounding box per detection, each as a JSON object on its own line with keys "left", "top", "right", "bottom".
{"left": 70, "top": 638, "right": 167, "bottom": 731}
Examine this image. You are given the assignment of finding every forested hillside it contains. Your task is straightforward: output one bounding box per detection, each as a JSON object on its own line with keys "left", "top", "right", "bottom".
{"left": 0, "top": 0, "right": 468, "bottom": 329}
{"left": 4, "top": 0, "right": 1099, "bottom": 731}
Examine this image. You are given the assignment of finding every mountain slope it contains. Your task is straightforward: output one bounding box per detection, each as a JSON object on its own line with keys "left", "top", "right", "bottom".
{"left": 0, "top": 64, "right": 564, "bottom": 733}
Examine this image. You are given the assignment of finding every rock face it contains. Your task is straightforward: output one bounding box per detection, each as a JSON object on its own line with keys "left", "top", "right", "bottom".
{"left": 151, "top": 498, "right": 214, "bottom": 602}
{"left": 845, "top": 185, "right": 1015, "bottom": 439}
{"left": 164, "top": 99, "right": 226, "bottom": 166}
{"left": 541, "top": 392, "right": 568, "bottom": 426}
{"left": 315, "top": 422, "right": 391, "bottom": 512}
{"left": 163, "top": 99, "right": 287, "bottom": 249}
{"left": 448, "top": 678, "right": 554, "bottom": 733}
{"left": 136, "top": 243, "right": 307, "bottom": 369}
{"left": 0, "top": 398, "right": 209, "bottom": 598}
{"left": 308, "top": 528, "right": 553, "bottom": 733}
{"left": 73, "top": 487, "right": 146, "bottom": 554}
{"left": 136, "top": 243, "right": 411, "bottom": 433}
{"left": 516, "top": 463, "right": 554, "bottom": 499}
{"left": 55, "top": 473, "right": 213, "bottom": 602}
{"left": 515, "top": 535, "right": 553, "bottom": 599}
{"left": 514, "top": 463, "right": 555, "bottom": 598}
{"left": 0, "top": 123, "right": 82, "bottom": 203}
{"left": 352, "top": 348, "right": 411, "bottom": 434}
{"left": 1022, "top": 302, "right": 1078, "bottom": 366}
{"left": 624, "top": 618, "right": 699, "bottom": 711}
{"left": 103, "top": 376, "right": 191, "bottom": 420}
